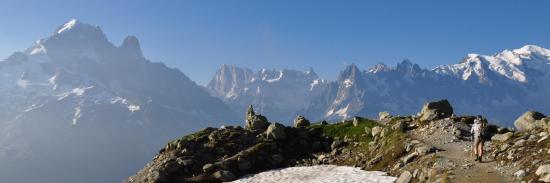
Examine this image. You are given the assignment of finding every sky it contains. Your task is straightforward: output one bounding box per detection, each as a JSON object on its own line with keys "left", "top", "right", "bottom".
{"left": 1, "top": 0, "right": 550, "bottom": 85}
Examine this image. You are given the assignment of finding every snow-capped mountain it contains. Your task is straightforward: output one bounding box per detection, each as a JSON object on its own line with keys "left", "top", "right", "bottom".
{"left": 0, "top": 19, "right": 239, "bottom": 183}
{"left": 207, "top": 46, "right": 549, "bottom": 126}
{"left": 434, "top": 45, "right": 550, "bottom": 85}
{"left": 300, "top": 46, "right": 550, "bottom": 125}
{"left": 206, "top": 65, "right": 327, "bottom": 122}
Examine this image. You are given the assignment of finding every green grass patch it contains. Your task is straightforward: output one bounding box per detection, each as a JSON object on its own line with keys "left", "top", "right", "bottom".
{"left": 369, "top": 129, "right": 407, "bottom": 170}
{"left": 319, "top": 118, "right": 379, "bottom": 138}
{"left": 167, "top": 127, "right": 214, "bottom": 147}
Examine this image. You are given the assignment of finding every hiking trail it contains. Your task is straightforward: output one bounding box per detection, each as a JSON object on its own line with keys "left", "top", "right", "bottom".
{"left": 409, "top": 119, "right": 513, "bottom": 183}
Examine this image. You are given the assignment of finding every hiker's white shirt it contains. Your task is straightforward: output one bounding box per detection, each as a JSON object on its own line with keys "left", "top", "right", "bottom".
{"left": 471, "top": 120, "right": 483, "bottom": 138}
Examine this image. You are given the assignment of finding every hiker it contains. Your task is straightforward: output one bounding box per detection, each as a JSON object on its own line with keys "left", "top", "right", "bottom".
{"left": 471, "top": 115, "right": 486, "bottom": 162}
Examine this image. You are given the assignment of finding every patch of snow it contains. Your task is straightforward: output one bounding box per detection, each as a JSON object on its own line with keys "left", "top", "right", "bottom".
{"left": 72, "top": 107, "right": 82, "bottom": 125}
{"left": 17, "top": 80, "right": 29, "bottom": 89}
{"left": 127, "top": 105, "right": 140, "bottom": 112}
{"left": 334, "top": 105, "right": 350, "bottom": 118}
{"left": 343, "top": 79, "right": 354, "bottom": 88}
{"left": 230, "top": 165, "right": 396, "bottom": 183}
{"left": 310, "top": 79, "right": 320, "bottom": 90}
{"left": 326, "top": 109, "right": 334, "bottom": 116}
{"left": 29, "top": 44, "right": 47, "bottom": 55}
{"left": 265, "top": 70, "right": 284, "bottom": 83}
{"left": 57, "top": 19, "right": 79, "bottom": 34}
{"left": 71, "top": 86, "right": 93, "bottom": 96}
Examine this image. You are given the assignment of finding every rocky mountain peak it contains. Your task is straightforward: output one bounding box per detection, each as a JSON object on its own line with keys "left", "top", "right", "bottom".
{"left": 396, "top": 59, "right": 421, "bottom": 73}
{"left": 338, "top": 64, "right": 362, "bottom": 81}
{"left": 305, "top": 67, "right": 319, "bottom": 77}
{"left": 367, "top": 63, "right": 389, "bottom": 73}
{"left": 120, "top": 36, "right": 143, "bottom": 58}
{"left": 51, "top": 19, "right": 107, "bottom": 40}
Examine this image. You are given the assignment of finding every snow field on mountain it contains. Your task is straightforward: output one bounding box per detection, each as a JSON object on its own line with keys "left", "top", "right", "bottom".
{"left": 230, "top": 165, "right": 396, "bottom": 183}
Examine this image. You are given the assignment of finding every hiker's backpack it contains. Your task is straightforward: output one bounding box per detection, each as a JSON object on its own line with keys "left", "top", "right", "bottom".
{"left": 472, "top": 119, "right": 486, "bottom": 138}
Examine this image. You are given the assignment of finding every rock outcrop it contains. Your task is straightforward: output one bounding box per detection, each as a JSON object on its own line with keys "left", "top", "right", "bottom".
{"left": 265, "top": 123, "right": 287, "bottom": 140}
{"left": 514, "top": 111, "right": 549, "bottom": 131}
{"left": 245, "top": 105, "right": 270, "bottom": 131}
{"left": 293, "top": 115, "right": 310, "bottom": 128}
{"left": 418, "top": 99, "right": 454, "bottom": 121}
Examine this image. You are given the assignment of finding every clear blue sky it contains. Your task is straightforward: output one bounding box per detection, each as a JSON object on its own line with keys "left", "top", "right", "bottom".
{"left": 1, "top": 0, "right": 549, "bottom": 85}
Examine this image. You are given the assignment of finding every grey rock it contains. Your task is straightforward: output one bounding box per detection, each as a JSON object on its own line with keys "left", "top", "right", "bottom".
{"left": 379, "top": 111, "right": 391, "bottom": 120}
{"left": 245, "top": 105, "right": 270, "bottom": 131}
{"left": 371, "top": 126, "right": 383, "bottom": 137}
{"left": 514, "top": 170, "right": 526, "bottom": 180}
{"left": 500, "top": 144, "right": 511, "bottom": 152}
{"left": 364, "top": 127, "right": 372, "bottom": 136}
{"left": 265, "top": 123, "right": 287, "bottom": 140}
{"left": 293, "top": 115, "right": 310, "bottom": 128}
{"left": 403, "top": 152, "right": 418, "bottom": 164}
{"left": 514, "top": 111, "right": 547, "bottom": 131}
{"left": 418, "top": 99, "right": 453, "bottom": 121}
{"left": 491, "top": 132, "right": 514, "bottom": 142}
{"left": 392, "top": 121, "right": 405, "bottom": 132}
{"left": 396, "top": 171, "right": 413, "bottom": 183}
{"left": 203, "top": 163, "right": 215, "bottom": 173}
{"left": 513, "top": 139, "right": 526, "bottom": 147}
{"left": 538, "top": 135, "right": 549, "bottom": 143}
{"left": 537, "top": 164, "right": 550, "bottom": 176}
{"left": 331, "top": 139, "right": 344, "bottom": 150}
{"left": 176, "top": 158, "right": 193, "bottom": 166}
{"left": 213, "top": 170, "right": 236, "bottom": 182}
{"left": 415, "top": 144, "right": 435, "bottom": 155}
{"left": 380, "top": 128, "right": 389, "bottom": 138}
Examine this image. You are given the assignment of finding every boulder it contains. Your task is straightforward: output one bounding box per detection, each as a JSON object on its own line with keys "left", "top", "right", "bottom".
{"left": 379, "top": 111, "right": 392, "bottom": 120}
{"left": 402, "top": 152, "right": 418, "bottom": 164}
{"left": 514, "top": 170, "right": 526, "bottom": 180}
{"left": 418, "top": 99, "right": 453, "bottom": 121}
{"left": 371, "top": 126, "right": 383, "bottom": 137}
{"left": 293, "top": 115, "right": 310, "bottom": 128}
{"left": 245, "top": 105, "right": 270, "bottom": 131}
{"left": 541, "top": 174, "right": 550, "bottom": 183}
{"left": 331, "top": 139, "right": 344, "bottom": 150}
{"left": 537, "top": 165, "right": 550, "bottom": 176}
{"left": 212, "top": 170, "right": 236, "bottom": 182}
{"left": 514, "top": 111, "right": 548, "bottom": 131}
{"left": 415, "top": 144, "right": 435, "bottom": 156}
{"left": 364, "top": 127, "right": 372, "bottom": 136}
{"left": 202, "top": 163, "right": 215, "bottom": 173}
{"left": 392, "top": 121, "right": 405, "bottom": 132}
{"left": 491, "top": 132, "right": 514, "bottom": 142}
{"left": 265, "top": 123, "right": 287, "bottom": 140}
{"left": 513, "top": 139, "right": 526, "bottom": 147}
{"left": 396, "top": 171, "right": 412, "bottom": 183}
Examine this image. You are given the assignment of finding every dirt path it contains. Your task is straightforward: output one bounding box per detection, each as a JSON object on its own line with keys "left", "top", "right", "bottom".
{"left": 408, "top": 119, "right": 513, "bottom": 183}
{"left": 435, "top": 141, "right": 507, "bottom": 183}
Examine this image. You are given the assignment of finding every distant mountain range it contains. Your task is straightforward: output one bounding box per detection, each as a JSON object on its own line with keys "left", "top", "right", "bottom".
{"left": 206, "top": 65, "right": 327, "bottom": 122}
{"left": 0, "top": 19, "right": 239, "bottom": 183}
{"left": 207, "top": 46, "right": 550, "bottom": 126}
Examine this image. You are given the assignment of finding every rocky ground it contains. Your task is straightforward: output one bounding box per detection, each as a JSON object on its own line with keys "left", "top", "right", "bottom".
{"left": 125, "top": 100, "right": 550, "bottom": 183}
